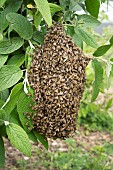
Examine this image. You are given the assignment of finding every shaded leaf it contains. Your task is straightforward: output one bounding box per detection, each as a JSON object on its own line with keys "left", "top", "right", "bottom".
{"left": 0, "top": 109, "right": 9, "bottom": 126}
{"left": 0, "top": 99, "right": 4, "bottom": 108}
{"left": 59, "top": 0, "right": 70, "bottom": 11}
{"left": 0, "top": 124, "right": 6, "bottom": 137}
{"left": 34, "top": 0, "right": 52, "bottom": 27}
{"left": 0, "top": 37, "right": 24, "bottom": 54}
{"left": 0, "top": 65, "right": 23, "bottom": 92}
{"left": 73, "top": 27, "right": 83, "bottom": 49}
{"left": 6, "top": 123, "right": 31, "bottom": 157}
{"left": 17, "top": 91, "right": 33, "bottom": 132}
{"left": 9, "top": 108, "right": 22, "bottom": 126}
{"left": 32, "top": 31, "right": 44, "bottom": 45}
{"left": 77, "top": 27, "right": 98, "bottom": 48}
{"left": 69, "top": 0, "right": 85, "bottom": 11}
{"left": 91, "top": 59, "right": 103, "bottom": 102}
{"left": 0, "top": 1, "right": 22, "bottom": 32}
{"left": 27, "top": 131, "right": 38, "bottom": 143}
{"left": 93, "top": 44, "right": 111, "bottom": 57}
{"left": 110, "top": 36, "right": 113, "bottom": 45}
{"left": 7, "top": 54, "right": 25, "bottom": 67}
{"left": 6, "top": 13, "right": 33, "bottom": 40}
{"left": 0, "top": 55, "right": 8, "bottom": 68}
{"left": 0, "top": 89, "right": 9, "bottom": 101}
{"left": 0, "top": 137, "right": 5, "bottom": 168}
{"left": 25, "top": 47, "right": 33, "bottom": 69}
{"left": 49, "top": 3, "right": 62, "bottom": 14}
{"left": 85, "top": 0, "right": 100, "bottom": 18}
{"left": 34, "top": 130, "right": 48, "bottom": 150}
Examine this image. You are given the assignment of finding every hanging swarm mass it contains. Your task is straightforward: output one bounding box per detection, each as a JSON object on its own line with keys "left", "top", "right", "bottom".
{"left": 28, "top": 23, "right": 91, "bottom": 139}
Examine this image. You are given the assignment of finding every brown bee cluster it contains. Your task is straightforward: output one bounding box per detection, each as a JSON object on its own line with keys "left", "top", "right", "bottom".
{"left": 28, "top": 23, "right": 91, "bottom": 139}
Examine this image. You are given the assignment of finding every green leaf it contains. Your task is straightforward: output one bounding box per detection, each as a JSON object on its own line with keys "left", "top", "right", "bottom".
{"left": 0, "top": 1, "right": 22, "bottom": 32}
{"left": 7, "top": 54, "right": 25, "bottom": 67}
{"left": 0, "top": 65, "right": 23, "bottom": 92}
{"left": 34, "top": 0, "right": 52, "bottom": 27}
{"left": 67, "top": 26, "right": 83, "bottom": 48}
{"left": 101, "top": 0, "right": 106, "bottom": 2}
{"left": 34, "top": 131, "right": 48, "bottom": 150}
{"left": 34, "top": 11, "right": 42, "bottom": 29}
{"left": 6, "top": 13, "right": 33, "bottom": 40}
{"left": 78, "top": 14, "right": 101, "bottom": 28}
{"left": 0, "top": 99, "right": 4, "bottom": 108}
{"left": 0, "top": 137, "right": 5, "bottom": 168}
{"left": 6, "top": 123, "right": 31, "bottom": 157}
{"left": 0, "top": 109, "right": 9, "bottom": 126}
{"left": 49, "top": 3, "right": 62, "bottom": 14}
{"left": 32, "top": 31, "right": 44, "bottom": 45}
{"left": 0, "top": 124, "right": 6, "bottom": 137}
{"left": 0, "top": 55, "right": 8, "bottom": 69}
{"left": 4, "top": 83, "right": 23, "bottom": 114}
{"left": 0, "top": 89, "right": 9, "bottom": 101}
{"left": 4, "top": 0, "right": 22, "bottom": 13}
{"left": 25, "top": 47, "right": 33, "bottom": 69}
{"left": 17, "top": 91, "right": 33, "bottom": 132}
{"left": 93, "top": 44, "right": 111, "bottom": 57}
{"left": 59, "top": 0, "right": 70, "bottom": 11}
{"left": 73, "top": 27, "right": 83, "bottom": 48}
{"left": 91, "top": 59, "right": 103, "bottom": 102}
{"left": 109, "top": 36, "right": 113, "bottom": 45}
{"left": 9, "top": 108, "right": 22, "bottom": 126}
{"left": 106, "top": 98, "right": 113, "bottom": 110}
{"left": 0, "top": 0, "right": 6, "bottom": 7}
{"left": 77, "top": 27, "right": 98, "bottom": 48}
{"left": 69, "top": 0, "right": 83, "bottom": 11}
{"left": 85, "top": 0, "right": 100, "bottom": 18}
{"left": 0, "top": 33, "right": 3, "bottom": 42}
{"left": 27, "top": 131, "right": 38, "bottom": 143}
{"left": 0, "top": 37, "right": 24, "bottom": 54}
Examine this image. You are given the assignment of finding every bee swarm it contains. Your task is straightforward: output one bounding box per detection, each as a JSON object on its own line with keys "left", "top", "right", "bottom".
{"left": 28, "top": 23, "right": 91, "bottom": 139}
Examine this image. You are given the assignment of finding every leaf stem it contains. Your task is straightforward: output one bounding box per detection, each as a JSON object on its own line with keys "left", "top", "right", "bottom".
{"left": 23, "top": 69, "right": 29, "bottom": 94}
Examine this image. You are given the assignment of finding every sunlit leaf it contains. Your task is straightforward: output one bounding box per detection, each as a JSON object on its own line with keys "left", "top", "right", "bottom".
{"left": 0, "top": 55, "right": 8, "bottom": 68}
{"left": 0, "top": 65, "right": 23, "bottom": 91}
{"left": 6, "top": 123, "right": 31, "bottom": 157}
{"left": 0, "top": 37, "right": 24, "bottom": 54}
{"left": 77, "top": 27, "right": 98, "bottom": 48}
{"left": 34, "top": 0, "right": 52, "bottom": 27}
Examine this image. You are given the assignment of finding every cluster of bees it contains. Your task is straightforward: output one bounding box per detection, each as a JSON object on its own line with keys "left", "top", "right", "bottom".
{"left": 28, "top": 23, "right": 91, "bottom": 139}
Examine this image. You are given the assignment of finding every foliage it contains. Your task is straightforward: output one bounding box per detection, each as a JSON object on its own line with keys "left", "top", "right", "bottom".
{"left": 0, "top": 0, "right": 113, "bottom": 167}
{"left": 78, "top": 97, "right": 113, "bottom": 132}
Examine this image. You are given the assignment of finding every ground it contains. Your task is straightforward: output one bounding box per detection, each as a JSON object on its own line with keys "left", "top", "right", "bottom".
{"left": 1, "top": 127, "right": 113, "bottom": 170}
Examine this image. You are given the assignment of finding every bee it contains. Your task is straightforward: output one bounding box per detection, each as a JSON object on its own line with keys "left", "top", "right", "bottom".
{"left": 28, "top": 22, "right": 91, "bottom": 139}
